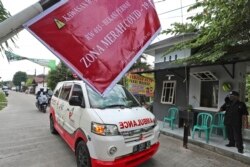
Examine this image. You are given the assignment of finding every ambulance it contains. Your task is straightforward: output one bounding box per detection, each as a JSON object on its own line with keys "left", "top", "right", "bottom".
{"left": 50, "top": 80, "right": 160, "bottom": 167}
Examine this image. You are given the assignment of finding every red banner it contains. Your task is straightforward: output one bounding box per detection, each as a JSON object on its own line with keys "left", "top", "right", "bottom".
{"left": 26, "top": 0, "right": 161, "bottom": 95}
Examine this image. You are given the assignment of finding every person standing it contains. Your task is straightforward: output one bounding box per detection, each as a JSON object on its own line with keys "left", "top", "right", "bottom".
{"left": 219, "top": 95, "right": 232, "bottom": 145}
{"left": 226, "top": 91, "right": 249, "bottom": 154}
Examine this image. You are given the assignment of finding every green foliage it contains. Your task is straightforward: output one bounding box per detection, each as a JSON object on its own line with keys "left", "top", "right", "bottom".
{"left": 129, "top": 55, "right": 151, "bottom": 72}
{"left": 12, "top": 71, "right": 27, "bottom": 87}
{"left": 47, "top": 62, "right": 75, "bottom": 90}
{"left": 26, "top": 78, "right": 33, "bottom": 87}
{"left": 163, "top": 23, "right": 198, "bottom": 36}
{"left": 0, "top": 0, "right": 14, "bottom": 51}
{"left": 247, "top": 75, "right": 250, "bottom": 90}
{"left": 0, "top": 1, "right": 10, "bottom": 21}
{"left": 0, "top": 92, "right": 7, "bottom": 111}
{"left": 117, "top": 55, "right": 151, "bottom": 86}
{"left": 129, "top": 61, "right": 151, "bottom": 72}
{"left": 0, "top": 92, "right": 6, "bottom": 102}
{"left": 163, "top": 0, "right": 250, "bottom": 63}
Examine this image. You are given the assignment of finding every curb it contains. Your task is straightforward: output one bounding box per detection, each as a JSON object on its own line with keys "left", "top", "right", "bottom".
{"left": 160, "top": 130, "right": 250, "bottom": 165}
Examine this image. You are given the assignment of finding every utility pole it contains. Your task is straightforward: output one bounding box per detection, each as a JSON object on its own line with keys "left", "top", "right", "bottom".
{"left": 0, "top": 0, "right": 61, "bottom": 44}
{"left": 43, "top": 66, "right": 45, "bottom": 87}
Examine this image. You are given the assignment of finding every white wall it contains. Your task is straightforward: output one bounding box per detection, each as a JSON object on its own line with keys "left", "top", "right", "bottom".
{"left": 189, "top": 62, "right": 247, "bottom": 111}
{"left": 155, "top": 49, "right": 191, "bottom": 63}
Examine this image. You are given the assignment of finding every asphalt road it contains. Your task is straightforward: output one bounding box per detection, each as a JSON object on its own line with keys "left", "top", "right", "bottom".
{"left": 0, "top": 91, "right": 248, "bottom": 167}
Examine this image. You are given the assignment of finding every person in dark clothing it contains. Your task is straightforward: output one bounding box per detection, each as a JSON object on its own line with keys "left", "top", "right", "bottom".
{"left": 220, "top": 95, "right": 232, "bottom": 143}
{"left": 223, "top": 91, "right": 249, "bottom": 154}
{"left": 36, "top": 88, "right": 45, "bottom": 99}
{"left": 220, "top": 96, "right": 231, "bottom": 112}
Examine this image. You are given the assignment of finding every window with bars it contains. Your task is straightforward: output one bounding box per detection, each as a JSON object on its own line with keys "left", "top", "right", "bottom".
{"left": 161, "top": 81, "right": 176, "bottom": 104}
{"left": 191, "top": 71, "right": 218, "bottom": 81}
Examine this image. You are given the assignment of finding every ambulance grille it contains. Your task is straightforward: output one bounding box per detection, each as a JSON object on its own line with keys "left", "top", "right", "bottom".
{"left": 121, "top": 126, "right": 154, "bottom": 143}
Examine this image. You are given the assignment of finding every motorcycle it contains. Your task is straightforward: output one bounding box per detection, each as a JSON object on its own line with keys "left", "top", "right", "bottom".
{"left": 36, "top": 94, "right": 48, "bottom": 113}
{"left": 2, "top": 88, "right": 8, "bottom": 96}
{"left": 4, "top": 90, "right": 9, "bottom": 97}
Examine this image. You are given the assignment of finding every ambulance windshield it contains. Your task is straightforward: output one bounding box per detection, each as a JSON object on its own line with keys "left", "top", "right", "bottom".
{"left": 87, "top": 85, "right": 140, "bottom": 109}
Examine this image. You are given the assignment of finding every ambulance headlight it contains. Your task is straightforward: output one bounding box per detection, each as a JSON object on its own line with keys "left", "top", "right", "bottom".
{"left": 91, "top": 122, "right": 119, "bottom": 136}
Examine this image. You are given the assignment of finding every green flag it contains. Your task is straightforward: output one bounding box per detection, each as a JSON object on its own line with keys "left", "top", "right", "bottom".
{"left": 5, "top": 51, "right": 25, "bottom": 61}
{"left": 5, "top": 51, "right": 56, "bottom": 70}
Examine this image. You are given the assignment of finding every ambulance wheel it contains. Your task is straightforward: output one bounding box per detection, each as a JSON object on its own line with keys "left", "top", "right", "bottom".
{"left": 50, "top": 115, "right": 57, "bottom": 134}
{"left": 76, "top": 141, "right": 91, "bottom": 167}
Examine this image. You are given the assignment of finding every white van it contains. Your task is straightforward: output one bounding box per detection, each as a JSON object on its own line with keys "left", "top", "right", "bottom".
{"left": 50, "top": 80, "right": 160, "bottom": 167}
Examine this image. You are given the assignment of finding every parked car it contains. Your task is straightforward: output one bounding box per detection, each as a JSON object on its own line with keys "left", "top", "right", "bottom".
{"left": 49, "top": 80, "right": 160, "bottom": 167}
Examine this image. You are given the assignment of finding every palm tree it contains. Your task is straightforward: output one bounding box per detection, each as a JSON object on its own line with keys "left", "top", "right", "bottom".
{"left": 129, "top": 54, "right": 151, "bottom": 72}
{"left": 0, "top": 0, "right": 12, "bottom": 51}
{"left": 0, "top": 1, "right": 10, "bottom": 22}
{"left": 118, "top": 54, "right": 152, "bottom": 86}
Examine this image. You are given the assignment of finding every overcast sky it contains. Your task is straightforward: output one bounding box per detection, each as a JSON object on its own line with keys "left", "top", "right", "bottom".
{"left": 0, "top": 0, "right": 196, "bottom": 81}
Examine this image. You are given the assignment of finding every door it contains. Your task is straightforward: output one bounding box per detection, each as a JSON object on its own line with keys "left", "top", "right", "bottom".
{"left": 64, "top": 84, "right": 85, "bottom": 134}
{"left": 58, "top": 83, "right": 73, "bottom": 128}
{"left": 51, "top": 83, "right": 63, "bottom": 125}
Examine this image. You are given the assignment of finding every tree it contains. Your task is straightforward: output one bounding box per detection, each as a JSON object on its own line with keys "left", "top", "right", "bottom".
{"left": 26, "top": 78, "right": 33, "bottom": 87}
{"left": 12, "top": 71, "right": 27, "bottom": 88}
{"left": 0, "top": 0, "right": 14, "bottom": 51}
{"left": 47, "top": 62, "right": 75, "bottom": 90}
{"left": 117, "top": 55, "right": 152, "bottom": 86}
{"left": 0, "top": 1, "right": 10, "bottom": 22}
{"left": 163, "top": 0, "right": 250, "bottom": 63}
{"left": 129, "top": 54, "right": 151, "bottom": 72}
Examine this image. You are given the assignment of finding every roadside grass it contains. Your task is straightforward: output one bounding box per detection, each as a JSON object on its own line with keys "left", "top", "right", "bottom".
{"left": 0, "top": 92, "right": 7, "bottom": 111}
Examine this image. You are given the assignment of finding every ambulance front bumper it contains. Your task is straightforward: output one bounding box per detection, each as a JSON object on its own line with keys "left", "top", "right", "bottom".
{"left": 87, "top": 124, "right": 160, "bottom": 162}
{"left": 91, "top": 142, "right": 160, "bottom": 167}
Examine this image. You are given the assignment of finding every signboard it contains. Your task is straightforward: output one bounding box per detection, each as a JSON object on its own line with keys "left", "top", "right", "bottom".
{"left": 126, "top": 73, "right": 154, "bottom": 97}
{"left": 25, "top": 0, "right": 161, "bottom": 95}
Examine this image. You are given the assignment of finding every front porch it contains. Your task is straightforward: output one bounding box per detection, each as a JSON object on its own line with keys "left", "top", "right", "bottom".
{"left": 158, "top": 121, "right": 250, "bottom": 165}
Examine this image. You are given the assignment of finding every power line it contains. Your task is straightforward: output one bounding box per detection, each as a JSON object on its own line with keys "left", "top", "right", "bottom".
{"left": 154, "top": 0, "right": 166, "bottom": 3}
{"left": 158, "top": 2, "right": 197, "bottom": 15}
{"left": 160, "top": 12, "right": 197, "bottom": 19}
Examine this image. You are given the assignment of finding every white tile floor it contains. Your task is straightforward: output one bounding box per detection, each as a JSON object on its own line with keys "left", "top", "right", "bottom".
{"left": 159, "top": 121, "right": 250, "bottom": 158}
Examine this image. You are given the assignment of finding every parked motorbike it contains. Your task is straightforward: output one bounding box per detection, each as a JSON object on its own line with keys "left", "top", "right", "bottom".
{"left": 36, "top": 94, "right": 48, "bottom": 113}
{"left": 2, "top": 87, "right": 9, "bottom": 97}
{"left": 4, "top": 91, "right": 9, "bottom": 97}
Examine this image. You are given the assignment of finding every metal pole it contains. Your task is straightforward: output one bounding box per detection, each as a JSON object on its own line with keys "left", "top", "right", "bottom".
{"left": 39, "top": 0, "right": 60, "bottom": 10}
{"left": 0, "top": 0, "right": 61, "bottom": 44}
{"left": 43, "top": 67, "right": 45, "bottom": 87}
{"left": 179, "top": 0, "right": 191, "bottom": 149}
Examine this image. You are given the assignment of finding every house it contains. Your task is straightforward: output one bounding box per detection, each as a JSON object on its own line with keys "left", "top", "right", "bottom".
{"left": 144, "top": 33, "right": 250, "bottom": 130}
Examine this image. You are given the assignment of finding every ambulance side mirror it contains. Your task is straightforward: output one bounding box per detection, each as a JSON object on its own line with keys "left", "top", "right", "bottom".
{"left": 69, "top": 96, "right": 85, "bottom": 108}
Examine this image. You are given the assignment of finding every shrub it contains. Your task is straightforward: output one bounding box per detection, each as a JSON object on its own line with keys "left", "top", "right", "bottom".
{"left": 0, "top": 92, "right": 7, "bottom": 110}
